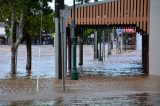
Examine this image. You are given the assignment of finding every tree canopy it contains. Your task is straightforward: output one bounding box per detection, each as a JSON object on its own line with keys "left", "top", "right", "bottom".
{"left": 0, "top": 0, "right": 54, "bottom": 38}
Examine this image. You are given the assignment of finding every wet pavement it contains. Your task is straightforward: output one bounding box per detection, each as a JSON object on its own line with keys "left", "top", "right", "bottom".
{"left": 0, "top": 93, "right": 160, "bottom": 106}
{"left": 0, "top": 45, "right": 160, "bottom": 105}
{"left": 0, "top": 76, "right": 160, "bottom": 105}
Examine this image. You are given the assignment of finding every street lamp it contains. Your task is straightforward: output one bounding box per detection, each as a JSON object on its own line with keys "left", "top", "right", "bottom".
{"left": 70, "top": 0, "right": 78, "bottom": 80}
{"left": 55, "top": 0, "right": 64, "bottom": 79}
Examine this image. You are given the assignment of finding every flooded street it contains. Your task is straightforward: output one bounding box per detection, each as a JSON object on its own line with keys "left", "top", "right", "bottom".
{"left": 81, "top": 45, "right": 143, "bottom": 76}
{"left": 0, "top": 45, "right": 160, "bottom": 105}
{"left": 0, "top": 45, "right": 56, "bottom": 79}
{"left": 0, "top": 45, "right": 143, "bottom": 79}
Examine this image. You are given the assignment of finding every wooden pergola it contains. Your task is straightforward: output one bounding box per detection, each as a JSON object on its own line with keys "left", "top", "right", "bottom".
{"left": 65, "top": 0, "right": 150, "bottom": 74}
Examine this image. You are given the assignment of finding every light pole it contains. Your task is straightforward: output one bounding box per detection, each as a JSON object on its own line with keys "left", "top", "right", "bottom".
{"left": 55, "top": 0, "right": 64, "bottom": 79}
{"left": 71, "top": 0, "right": 78, "bottom": 80}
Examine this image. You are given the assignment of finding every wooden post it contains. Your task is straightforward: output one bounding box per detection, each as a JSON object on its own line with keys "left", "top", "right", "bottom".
{"left": 79, "top": 28, "right": 83, "bottom": 66}
{"left": 142, "top": 34, "right": 149, "bottom": 74}
{"left": 94, "top": 30, "right": 98, "bottom": 59}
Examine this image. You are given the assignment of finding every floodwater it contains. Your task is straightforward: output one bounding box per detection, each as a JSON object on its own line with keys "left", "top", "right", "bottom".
{"left": 0, "top": 45, "right": 143, "bottom": 79}
{"left": 0, "top": 45, "right": 160, "bottom": 105}
{"left": 81, "top": 45, "right": 143, "bottom": 76}
{"left": 0, "top": 45, "right": 56, "bottom": 79}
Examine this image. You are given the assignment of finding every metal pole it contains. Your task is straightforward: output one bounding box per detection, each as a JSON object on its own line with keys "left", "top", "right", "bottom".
{"left": 99, "top": 31, "right": 102, "bottom": 61}
{"left": 63, "top": 15, "right": 67, "bottom": 80}
{"left": 60, "top": 12, "right": 66, "bottom": 92}
{"left": 102, "top": 30, "right": 105, "bottom": 61}
{"left": 37, "top": 0, "right": 43, "bottom": 91}
{"left": 71, "top": 0, "right": 78, "bottom": 80}
{"left": 108, "top": 33, "right": 111, "bottom": 57}
{"left": 125, "top": 33, "right": 127, "bottom": 51}
{"left": 94, "top": 30, "right": 98, "bottom": 59}
{"left": 55, "top": 0, "right": 64, "bottom": 79}
{"left": 79, "top": 28, "right": 83, "bottom": 66}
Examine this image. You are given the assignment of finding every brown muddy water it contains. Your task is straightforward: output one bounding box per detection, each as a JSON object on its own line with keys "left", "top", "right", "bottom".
{"left": 0, "top": 45, "right": 159, "bottom": 105}
{"left": 0, "top": 76, "right": 160, "bottom": 106}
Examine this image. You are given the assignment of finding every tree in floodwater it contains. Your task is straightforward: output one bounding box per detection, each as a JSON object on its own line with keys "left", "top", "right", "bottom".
{"left": 0, "top": 0, "right": 53, "bottom": 74}
{"left": 24, "top": 6, "right": 54, "bottom": 70}
{"left": 0, "top": 0, "right": 27, "bottom": 74}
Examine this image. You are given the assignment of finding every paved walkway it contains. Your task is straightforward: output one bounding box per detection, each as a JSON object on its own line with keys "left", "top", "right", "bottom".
{"left": 0, "top": 75, "right": 160, "bottom": 105}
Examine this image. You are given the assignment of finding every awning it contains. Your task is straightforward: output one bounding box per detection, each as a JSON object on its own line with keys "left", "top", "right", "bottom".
{"left": 123, "top": 29, "right": 136, "bottom": 34}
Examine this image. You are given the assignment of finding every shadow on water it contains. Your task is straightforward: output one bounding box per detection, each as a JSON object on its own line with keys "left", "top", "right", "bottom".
{"left": 0, "top": 93, "right": 159, "bottom": 106}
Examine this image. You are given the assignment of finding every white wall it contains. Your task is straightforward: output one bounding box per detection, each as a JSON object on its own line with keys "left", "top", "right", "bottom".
{"left": 149, "top": 0, "right": 160, "bottom": 75}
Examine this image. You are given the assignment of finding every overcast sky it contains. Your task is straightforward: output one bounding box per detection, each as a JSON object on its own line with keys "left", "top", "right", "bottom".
{"left": 49, "top": 0, "right": 98, "bottom": 10}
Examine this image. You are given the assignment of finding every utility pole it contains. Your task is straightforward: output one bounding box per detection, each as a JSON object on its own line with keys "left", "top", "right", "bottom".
{"left": 99, "top": 30, "right": 102, "bottom": 61}
{"left": 60, "top": 10, "right": 67, "bottom": 92}
{"left": 55, "top": 0, "right": 64, "bottom": 79}
{"left": 71, "top": 0, "right": 78, "bottom": 80}
{"left": 102, "top": 30, "right": 105, "bottom": 61}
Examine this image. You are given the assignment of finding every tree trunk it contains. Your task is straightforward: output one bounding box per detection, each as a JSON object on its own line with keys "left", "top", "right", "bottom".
{"left": 11, "top": 19, "right": 17, "bottom": 74}
{"left": 11, "top": 46, "right": 16, "bottom": 74}
{"left": 26, "top": 35, "right": 32, "bottom": 69}
{"left": 10, "top": 12, "right": 24, "bottom": 75}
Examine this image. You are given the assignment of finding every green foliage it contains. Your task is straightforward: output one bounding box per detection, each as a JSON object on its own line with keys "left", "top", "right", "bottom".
{"left": 0, "top": 0, "right": 54, "bottom": 38}
{"left": 82, "top": 28, "right": 112, "bottom": 40}
{"left": 24, "top": 12, "right": 54, "bottom": 38}
{"left": 23, "top": 0, "right": 54, "bottom": 38}
{"left": 84, "top": 29, "right": 94, "bottom": 37}
{"left": 104, "top": 29, "right": 112, "bottom": 36}
{"left": 83, "top": 29, "right": 94, "bottom": 39}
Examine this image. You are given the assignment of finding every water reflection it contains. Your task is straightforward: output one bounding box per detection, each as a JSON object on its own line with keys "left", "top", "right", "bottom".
{"left": 0, "top": 93, "right": 159, "bottom": 106}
